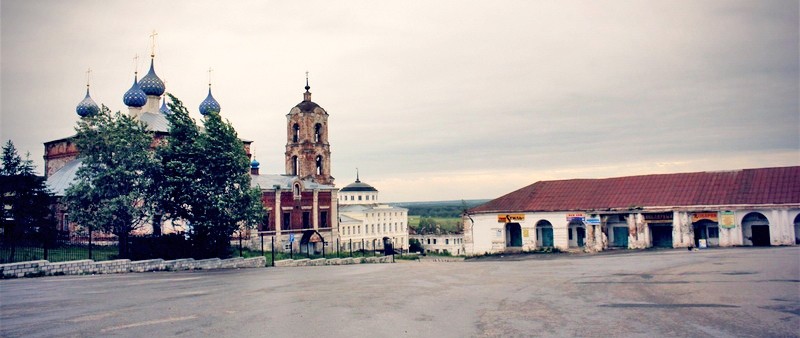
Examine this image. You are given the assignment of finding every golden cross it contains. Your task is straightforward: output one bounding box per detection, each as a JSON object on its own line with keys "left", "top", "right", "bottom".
{"left": 133, "top": 54, "right": 139, "bottom": 74}
{"left": 208, "top": 67, "right": 213, "bottom": 87}
{"left": 150, "top": 30, "right": 158, "bottom": 58}
{"left": 86, "top": 68, "right": 92, "bottom": 88}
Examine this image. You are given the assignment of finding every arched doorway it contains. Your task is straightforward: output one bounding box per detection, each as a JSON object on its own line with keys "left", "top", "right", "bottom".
{"left": 299, "top": 230, "right": 325, "bottom": 255}
{"left": 536, "top": 220, "right": 553, "bottom": 247}
{"left": 506, "top": 223, "right": 522, "bottom": 247}
{"left": 382, "top": 237, "right": 393, "bottom": 255}
{"left": 794, "top": 214, "right": 800, "bottom": 245}
{"left": 693, "top": 219, "right": 719, "bottom": 247}
{"left": 742, "top": 212, "right": 770, "bottom": 246}
{"left": 568, "top": 220, "right": 585, "bottom": 248}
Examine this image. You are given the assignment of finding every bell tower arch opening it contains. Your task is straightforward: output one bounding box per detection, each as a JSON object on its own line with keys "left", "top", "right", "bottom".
{"left": 284, "top": 73, "right": 334, "bottom": 185}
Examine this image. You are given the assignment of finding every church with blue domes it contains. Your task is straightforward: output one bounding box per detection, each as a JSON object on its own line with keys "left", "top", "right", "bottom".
{"left": 43, "top": 38, "right": 347, "bottom": 254}
{"left": 43, "top": 45, "right": 250, "bottom": 237}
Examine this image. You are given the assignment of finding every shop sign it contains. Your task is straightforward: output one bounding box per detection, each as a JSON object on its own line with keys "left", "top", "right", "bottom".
{"left": 719, "top": 211, "right": 736, "bottom": 229}
{"left": 498, "top": 214, "right": 525, "bottom": 223}
{"left": 585, "top": 217, "right": 601, "bottom": 225}
{"left": 692, "top": 212, "right": 718, "bottom": 223}
{"left": 566, "top": 213, "right": 585, "bottom": 222}
{"left": 643, "top": 212, "right": 673, "bottom": 223}
{"left": 523, "top": 229, "right": 530, "bottom": 238}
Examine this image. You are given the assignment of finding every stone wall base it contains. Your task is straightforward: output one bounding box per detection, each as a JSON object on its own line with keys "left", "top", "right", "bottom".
{"left": 0, "top": 256, "right": 267, "bottom": 279}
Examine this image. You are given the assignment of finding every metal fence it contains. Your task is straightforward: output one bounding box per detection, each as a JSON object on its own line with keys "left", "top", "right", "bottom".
{"left": 0, "top": 235, "right": 119, "bottom": 264}
{"left": 1, "top": 232, "right": 403, "bottom": 265}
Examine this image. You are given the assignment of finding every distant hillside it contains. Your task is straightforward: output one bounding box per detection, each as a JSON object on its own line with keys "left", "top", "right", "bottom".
{"left": 390, "top": 199, "right": 490, "bottom": 218}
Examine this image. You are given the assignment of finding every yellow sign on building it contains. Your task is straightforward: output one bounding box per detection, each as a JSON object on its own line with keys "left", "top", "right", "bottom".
{"left": 498, "top": 214, "right": 525, "bottom": 223}
{"left": 719, "top": 211, "right": 736, "bottom": 229}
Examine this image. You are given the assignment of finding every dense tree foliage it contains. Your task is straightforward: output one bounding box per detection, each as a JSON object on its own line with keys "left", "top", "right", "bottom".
{"left": 1, "top": 140, "right": 56, "bottom": 260}
{"left": 64, "top": 107, "right": 157, "bottom": 258}
{"left": 156, "top": 95, "right": 263, "bottom": 258}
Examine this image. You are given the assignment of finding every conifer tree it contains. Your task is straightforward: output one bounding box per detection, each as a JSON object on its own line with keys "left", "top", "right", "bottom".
{"left": 64, "top": 107, "right": 156, "bottom": 258}
{"left": 1, "top": 140, "right": 55, "bottom": 261}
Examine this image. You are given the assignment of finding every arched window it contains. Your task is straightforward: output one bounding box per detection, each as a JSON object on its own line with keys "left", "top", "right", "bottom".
{"left": 293, "top": 183, "right": 301, "bottom": 199}
{"left": 314, "top": 123, "right": 322, "bottom": 143}
{"left": 291, "top": 156, "right": 299, "bottom": 175}
{"left": 316, "top": 155, "right": 323, "bottom": 175}
{"left": 292, "top": 124, "right": 300, "bottom": 142}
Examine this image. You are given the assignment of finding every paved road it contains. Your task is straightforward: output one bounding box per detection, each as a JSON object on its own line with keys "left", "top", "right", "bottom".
{"left": 1, "top": 247, "right": 798, "bottom": 337}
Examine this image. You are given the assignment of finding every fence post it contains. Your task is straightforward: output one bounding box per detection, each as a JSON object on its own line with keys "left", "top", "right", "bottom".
{"left": 336, "top": 238, "right": 339, "bottom": 258}
{"left": 43, "top": 235, "right": 49, "bottom": 261}
{"left": 271, "top": 236, "right": 275, "bottom": 267}
{"left": 88, "top": 227, "right": 93, "bottom": 260}
{"left": 261, "top": 234, "right": 264, "bottom": 257}
{"left": 239, "top": 235, "right": 243, "bottom": 257}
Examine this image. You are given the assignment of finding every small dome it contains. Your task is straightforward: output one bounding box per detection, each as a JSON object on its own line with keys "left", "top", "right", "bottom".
{"left": 139, "top": 59, "right": 165, "bottom": 96}
{"left": 123, "top": 75, "right": 147, "bottom": 108}
{"left": 294, "top": 100, "right": 321, "bottom": 112}
{"left": 76, "top": 88, "right": 100, "bottom": 117}
{"left": 159, "top": 97, "right": 170, "bottom": 115}
{"left": 251, "top": 158, "right": 260, "bottom": 169}
{"left": 199, "top": 87, "right": 221, "bottom": 115}
{"left": 341, "top": 179, "right": 378, "bottom": 192}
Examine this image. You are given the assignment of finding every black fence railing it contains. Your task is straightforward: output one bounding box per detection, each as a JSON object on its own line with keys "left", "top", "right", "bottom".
{"left": 1, "top": 236, "right": 119, "bottom": 264}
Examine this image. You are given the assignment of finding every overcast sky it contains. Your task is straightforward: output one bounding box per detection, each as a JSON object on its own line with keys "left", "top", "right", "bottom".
{"left": 1, "top": 1, "right": 798, "bottom": 202}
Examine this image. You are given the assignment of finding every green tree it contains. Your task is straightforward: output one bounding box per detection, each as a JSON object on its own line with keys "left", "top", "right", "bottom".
{"left": 151, "top": 94, "right": 203, "bottom": 236}
{"left": 155, "top": 95, "right": 263, "bottom": 258}
{"left": 1, "top": 140, "right": 56, "bottom": 261}
{"left": 64, "top": 107, "right": 157, "bottom": 258}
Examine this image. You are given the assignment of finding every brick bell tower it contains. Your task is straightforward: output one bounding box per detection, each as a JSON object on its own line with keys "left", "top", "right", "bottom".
{"left": 285, "top": 73, "right": 334, "bottom": 185}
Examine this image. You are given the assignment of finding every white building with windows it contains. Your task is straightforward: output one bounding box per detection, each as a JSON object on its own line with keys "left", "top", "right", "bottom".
{"left": 463, "top": 167, "right": 800, "bottom": 256}
{"left": 410, "top": 234, "right": 465, "bottom": 255}
{"left": 337, "top": 174, "right": 409, "bottom": 252}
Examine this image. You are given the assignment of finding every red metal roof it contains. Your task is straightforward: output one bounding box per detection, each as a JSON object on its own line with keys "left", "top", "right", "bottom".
{"left": 469, "top": 166, "right": 800, "bottom": 213}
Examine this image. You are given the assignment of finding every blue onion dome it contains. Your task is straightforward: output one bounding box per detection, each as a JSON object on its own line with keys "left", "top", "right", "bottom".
{"left": 198, "top": 87, "right": 221, "bottom": 115}
{"left": 139, "top": 59, "right": 165, "bottom": 96}
{"left": 76, "top": 87, "right": 100, "bottom": 117}
{"left": 251, "top": 158, "right": 260, "bottom": 169}
{"left": 122, "top": 75, "right": 147, "bottom": 108}
{"left": 159, "top": 96, "right": 170, "bottom": 115}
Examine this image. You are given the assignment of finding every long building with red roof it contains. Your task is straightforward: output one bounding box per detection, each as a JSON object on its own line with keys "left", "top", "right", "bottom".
{"left": 463, "top": 166, "right": 800, "bottom": 256}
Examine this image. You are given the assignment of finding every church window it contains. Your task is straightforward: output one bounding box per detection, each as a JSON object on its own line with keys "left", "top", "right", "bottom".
{"left": 293, "top": 183, "right": 301, "bottom": 199}
{"left": 302, "top": 212, "right": 311, "bottom": 229}
{"left": 320, "top": 211, "right": 328, "bottom": 228}
{"left": 316, "top": 155, "right": 323, "bottom": 175}
{"left": 291, "top": 156, "right": 299, "bottom": 176}
{"left": 358, "top": 196, "right": 362, "bottom": 201}
{"left": 314, "top": 123, "right": 322, "bottom": 142}
{"left": 292, "top": 124, "right": 300, "bottom": 142}
{"left": 283, "top": 212, "right": 291, "bottom": 229}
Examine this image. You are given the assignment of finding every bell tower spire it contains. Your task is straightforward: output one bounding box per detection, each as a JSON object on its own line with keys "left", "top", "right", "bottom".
{"left": 285, "top": 72, "right": 333, "bottom": 185}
